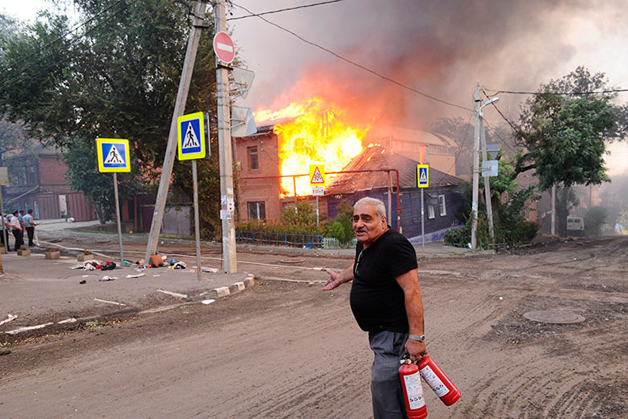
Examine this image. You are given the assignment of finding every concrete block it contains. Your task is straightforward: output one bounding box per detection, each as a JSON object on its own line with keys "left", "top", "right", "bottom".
{"left": 45, "top": 251, "right": 61, "bottom": 260}
{"left": 17, "top": 249, "right": 31, "bottom": 257}
{"left": 77, "top": 254, "right": 86, "bottom": 262}
{"left": 214, "top": 286, "right": 230, "bottom": 297}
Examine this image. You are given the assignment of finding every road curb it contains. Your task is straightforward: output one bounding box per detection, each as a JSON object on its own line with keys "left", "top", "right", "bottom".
{"left": 4, "top": 274, "right": 257, "bottom": 337}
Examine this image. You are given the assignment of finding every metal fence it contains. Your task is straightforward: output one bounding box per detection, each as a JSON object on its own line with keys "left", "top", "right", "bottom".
{"left": 236, "top": 230, "right": 324, "bottom": 248}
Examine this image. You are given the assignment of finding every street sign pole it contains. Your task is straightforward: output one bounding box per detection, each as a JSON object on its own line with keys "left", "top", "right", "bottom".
{"left": 215, "top": 0, "right": 237, "bottom": 273}
{"left": 316, "top": 195, "right": 319, "bottom": 229}
{"left": 192, "top": 159, "right": 202, "bottom": 281}
{"left": 112, "top": 173, "right": 124, "bottom": 264}
{"left": 421, "top": 188, "right": 425, "bottom": 251}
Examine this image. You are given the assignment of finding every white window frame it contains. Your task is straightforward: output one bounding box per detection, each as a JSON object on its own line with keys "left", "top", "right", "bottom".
{"left": 428, "top": 204, "right": 435, "bottom": 219}
{"left": 439, "top": 195, "right": 447, "bottom": 216}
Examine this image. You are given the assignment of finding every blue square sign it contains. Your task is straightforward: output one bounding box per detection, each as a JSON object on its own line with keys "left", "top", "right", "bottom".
{"left": 178, "top": 112, "right": 206, "bottom": 160}
{"left": 96, "top": 138, "right": 131, "bottom": 173}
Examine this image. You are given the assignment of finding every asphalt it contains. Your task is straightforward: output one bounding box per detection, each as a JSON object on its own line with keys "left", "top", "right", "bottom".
{"left": 0, "top": 219, "right": 483, "bottom": 335}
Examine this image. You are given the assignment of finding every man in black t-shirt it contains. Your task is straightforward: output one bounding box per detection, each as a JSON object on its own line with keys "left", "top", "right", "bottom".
{"left": 323, "top": 197, "right": 427, "bottom": 419}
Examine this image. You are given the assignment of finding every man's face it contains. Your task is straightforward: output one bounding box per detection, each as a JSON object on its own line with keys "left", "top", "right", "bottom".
{"left": 353, "top": 203, "right": 387, "bottom": 247}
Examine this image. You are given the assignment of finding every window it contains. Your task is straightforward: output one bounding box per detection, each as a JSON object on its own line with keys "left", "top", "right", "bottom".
{"left": 247, "top": 201, "right": 266, "bottom": 220}
{"left": 428, "top": 205, "right": 435, "bottom": 219}
{"left": 439, "top": 195, "right": 447, "bottom": 216}
{"left": 248, "top": 146, "right": 259, "bottom": 171}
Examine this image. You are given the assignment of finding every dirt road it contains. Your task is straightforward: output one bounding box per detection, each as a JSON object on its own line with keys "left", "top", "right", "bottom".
{"left": 1, "top": 236, "right": 627, "bottom": 418}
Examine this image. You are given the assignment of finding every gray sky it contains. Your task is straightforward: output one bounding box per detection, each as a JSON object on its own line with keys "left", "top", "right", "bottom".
{"left": 5, "top": 0, "right": 628, "bottom": 175}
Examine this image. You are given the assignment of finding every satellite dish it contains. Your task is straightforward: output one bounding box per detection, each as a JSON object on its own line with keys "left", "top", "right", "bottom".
{"left": 230, "top": 67, "right": 255, "bottom": 99}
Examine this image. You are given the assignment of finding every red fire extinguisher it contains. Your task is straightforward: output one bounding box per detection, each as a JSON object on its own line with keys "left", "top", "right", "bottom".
{"left": 418, "top": 355, "right": 461, "bottom": 406}
{"left": 399, "top": 358, "right": 428, "bottom": 419}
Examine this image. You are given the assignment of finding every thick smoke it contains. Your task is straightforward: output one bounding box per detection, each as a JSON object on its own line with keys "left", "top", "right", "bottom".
{"left": 234, "top": 0, "right": 625, "bottom": 125}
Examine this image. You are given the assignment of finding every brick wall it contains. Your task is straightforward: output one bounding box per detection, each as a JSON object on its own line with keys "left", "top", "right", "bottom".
{"left": 236, "top": 131, "right": 283, "bottom": 221}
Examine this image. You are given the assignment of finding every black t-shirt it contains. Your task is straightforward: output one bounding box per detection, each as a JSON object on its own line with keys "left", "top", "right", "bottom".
{"left": 349, "top": 228, "right": 418, "bottom": 333}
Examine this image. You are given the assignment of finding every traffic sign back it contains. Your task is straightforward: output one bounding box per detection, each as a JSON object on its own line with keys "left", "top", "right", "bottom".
{"left": 97, "top": 138, "right": 131, "bottom": 173}
{"left": 178, "top": 112, "right": 206, "bottom": 160}
{"left": 417, "top": 164, "right": 429, "bottom": 188}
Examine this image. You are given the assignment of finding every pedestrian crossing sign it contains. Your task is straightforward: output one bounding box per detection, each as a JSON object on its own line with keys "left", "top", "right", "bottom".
{"left": 96, "top": 138, "right": 131, "bottom": 173}
{"left": 417, "top": 164, "right": 429, "bottom": 188}
{"left": 309, "top": 164, "right": 326, "bottom": 186}
{"left": 177, "top": 112, "right": 206, "bottom": 160}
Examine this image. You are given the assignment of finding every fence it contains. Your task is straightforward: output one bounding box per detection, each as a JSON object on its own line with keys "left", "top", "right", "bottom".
{"left": 236, "top": 230, "right": 324, "bottom": 248}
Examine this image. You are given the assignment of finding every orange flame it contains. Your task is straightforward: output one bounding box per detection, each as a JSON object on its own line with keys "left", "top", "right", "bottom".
{"left": 255, "top": 97, "right": 369, "bottom": 197}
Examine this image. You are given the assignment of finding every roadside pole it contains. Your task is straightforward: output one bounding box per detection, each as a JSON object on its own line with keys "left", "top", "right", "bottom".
{"left": 421, "top": 188, "right": 425, "bottom": 251}
{"left": 471, "top": 85, "right": 481, "bottom": 250}
{"left": 214, "top": 0, "right": 237, "bottom": 273}
{"left": 96, "top": 138, "right": 130, "bottom": 264}
{"left": 112, "top": 173, "right": 124, "bottom": 263}
{"left": 192, "top": 160, "right": 202, "bottom": 281}
{"left": 144, "top": 0, "right": 209, "bottom": 268}
{"left": 551, "top": 185, "right": 556, "bottom": 235}
{"left": 479, "top": 116, "right": 495, "bottom": 241}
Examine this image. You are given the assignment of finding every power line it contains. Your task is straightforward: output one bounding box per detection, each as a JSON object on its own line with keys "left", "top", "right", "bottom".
{"left": 227, "top": 0, "right": 343, "bottom": 21}
{"left": 480, "top": 87, "right": 519, "bottom": 136}
{"left": 484, "top": 88, "right": 628, "bottom": 96}
{"left": 230, "top": 2, "right": 473, "bottom": 113}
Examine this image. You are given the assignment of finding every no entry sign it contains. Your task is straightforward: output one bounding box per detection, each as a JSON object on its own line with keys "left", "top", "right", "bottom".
{"left": 213, "top": 31, "right": 235, "bottom": 63}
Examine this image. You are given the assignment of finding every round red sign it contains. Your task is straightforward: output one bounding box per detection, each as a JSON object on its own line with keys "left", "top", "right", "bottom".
{"left": 213, "top": 31, "right": 235, "bottom": 64}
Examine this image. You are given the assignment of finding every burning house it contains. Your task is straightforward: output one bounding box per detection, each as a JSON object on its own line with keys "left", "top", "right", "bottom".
{"left": 235, "top": 98, "right": 465, "bottom": 241}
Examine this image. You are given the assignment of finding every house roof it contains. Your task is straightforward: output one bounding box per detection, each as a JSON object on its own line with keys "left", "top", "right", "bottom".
{"left": 325, "top": 145, "right": 459, "bottom": 195}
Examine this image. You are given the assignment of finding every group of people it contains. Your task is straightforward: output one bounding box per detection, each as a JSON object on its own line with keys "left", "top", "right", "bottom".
{"left": 1, "top": 209, "right": 37, "bottom": 251}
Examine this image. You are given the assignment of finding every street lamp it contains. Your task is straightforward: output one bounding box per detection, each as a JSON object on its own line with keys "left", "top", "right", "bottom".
{"left": 471, "top": 87, "right": 499, "bottom": 250}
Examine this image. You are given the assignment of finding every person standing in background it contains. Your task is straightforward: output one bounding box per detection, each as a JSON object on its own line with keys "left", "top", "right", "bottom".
{"left": 10, "top": 211, "right": 23, "bottom": 251}
{"left": 23, "top": 209, "right": 37, "bottom": 247}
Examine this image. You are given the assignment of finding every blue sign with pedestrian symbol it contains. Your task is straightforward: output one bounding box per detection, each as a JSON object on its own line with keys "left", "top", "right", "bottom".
{"left": 96, "top": 138, "right": 131, "bottom": 173}
{"left": 417, "top": 164, "right": 429, "bottom": 188}
{"left": 177, "top": 112, "right": 206, "bottom": 160}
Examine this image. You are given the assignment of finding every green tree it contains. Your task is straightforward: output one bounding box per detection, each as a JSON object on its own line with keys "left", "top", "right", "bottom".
{"left": 584, "top": 206, "right": 608, "bottom": 236}
{"left": 0, "top": 0, "right": 223, "bottom": 235}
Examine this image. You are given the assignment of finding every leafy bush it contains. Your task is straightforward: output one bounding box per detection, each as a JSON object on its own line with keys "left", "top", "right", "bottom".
{"left": 584, "top": 206, "right": 608, "bottom": 236}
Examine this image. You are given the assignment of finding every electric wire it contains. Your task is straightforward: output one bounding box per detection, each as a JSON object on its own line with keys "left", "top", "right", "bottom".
{"left": 484, "top": 88, "right": 628, "bottom": 96}
{"left": 229, "top": 2, "right": 473, "bottom": 113}
{"left": 227, "top": 0, "right": 343, "bottom": 21}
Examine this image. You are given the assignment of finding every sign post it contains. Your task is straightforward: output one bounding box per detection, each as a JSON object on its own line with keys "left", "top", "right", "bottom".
{"left": 417, "top": 164, "right": 429, "bottom": 251}
{"left": 96, "top": 138, "right": 131, "bottom": 264}
{"left": 178, "top": 112, "right": 207, "bottom": 281}
{"left": 310, "top": 165, "right": 326, "bottom": 229}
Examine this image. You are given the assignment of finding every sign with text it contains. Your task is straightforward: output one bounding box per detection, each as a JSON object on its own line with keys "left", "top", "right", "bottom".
{"left": 177, "top": 112, "right": 206, "bottom": 160}
{"left": 96, "top": 138, "right": 131, "bottom": 173}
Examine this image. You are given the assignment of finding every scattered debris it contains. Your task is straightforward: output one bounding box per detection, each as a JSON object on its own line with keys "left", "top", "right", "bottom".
{"left": 202, "top": 299, "right": 216, "bottom": 305}
{"left": 157, "top": 289, "right": 190, "bottom": 300}
{"left": 79, "top": 280, "right": 87, "bottom": 284}
{"left": 93, "top": 298, "right": 127, "bottom": 307}
{"left": 6, "top": 322, "right": 54, "bottom": 335}
{"left": 0, "top": 314, "right": 18, "bottom": 327}
{"left": 0, "top": 349, "right": 10, "bottom": 356}
{"left": 168, "top": 261, "right": 187, "bottom": 270}
{"left": 58, "top": 318, "right": 77, "bottom": 324}
{"left": 126, "top": 273, "right": 146, "bottom": 278}
{"left": 201, "top": 267, "right": 218, "bottom": 273}
{"left": 100, "top": 276, "right": 117, "bottom": 281}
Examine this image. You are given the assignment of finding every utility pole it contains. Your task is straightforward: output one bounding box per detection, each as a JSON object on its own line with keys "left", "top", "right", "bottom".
{"left": 551, "top": 185, "right": 556, "bottom": 235}
{"left": 480, "top": 115, "right": 495, "bottom": 242}
{"left": 471, "top": 85, "right": 481, "bottom": 250}
{"left": 144, "top": 0, "right": 208, "bottom": 267}
{"left": 214, "top": 0, "right": 237, "bottom": 273}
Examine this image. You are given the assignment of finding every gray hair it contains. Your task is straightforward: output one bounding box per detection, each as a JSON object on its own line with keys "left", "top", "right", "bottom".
{"left": 354, "top": 197, "right": 387, "bottom": 219}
